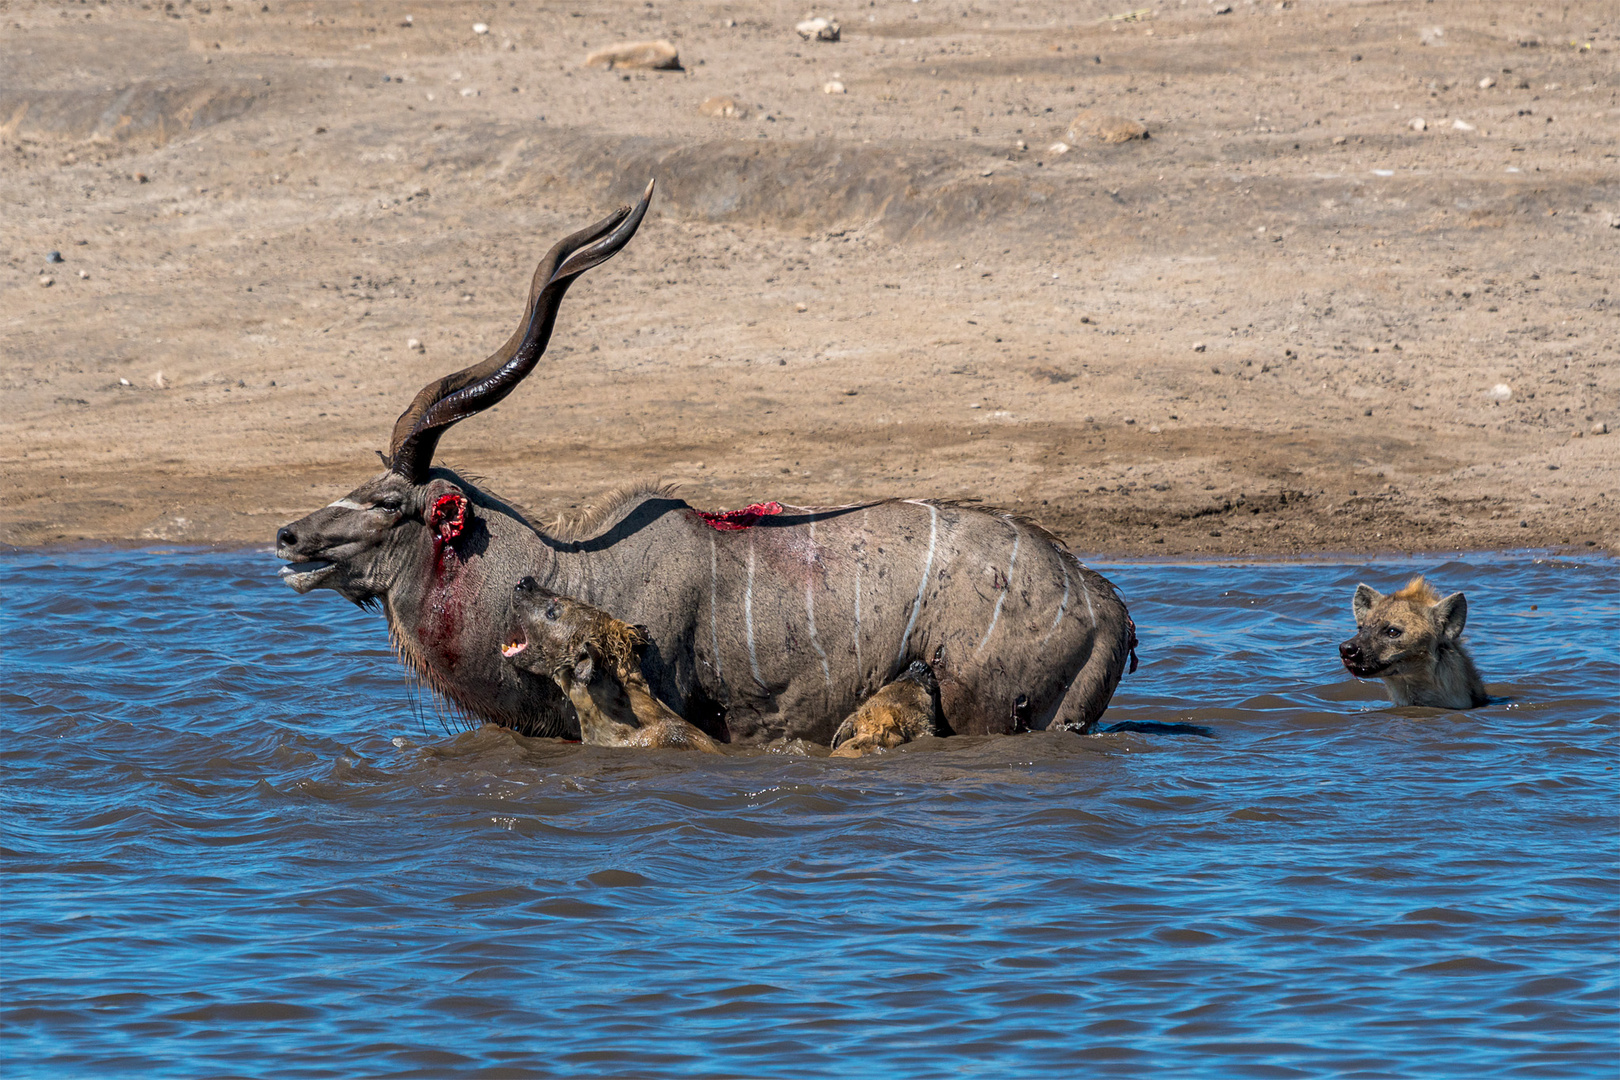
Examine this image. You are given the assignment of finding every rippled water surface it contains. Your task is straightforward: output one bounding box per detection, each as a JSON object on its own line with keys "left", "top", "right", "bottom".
{"left": 3, "top": 549, "right": 1616, "bottom": 1077}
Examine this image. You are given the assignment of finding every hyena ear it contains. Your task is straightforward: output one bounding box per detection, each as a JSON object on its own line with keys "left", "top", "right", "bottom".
{"left": 1432, "top": 592, "right": 1468, "bottom": 641}
{"left": 571, "top": 642, "right": 600, "bottom": 685}
{"left": 1352, "top": 583, "right": 1382, "bottom": 625}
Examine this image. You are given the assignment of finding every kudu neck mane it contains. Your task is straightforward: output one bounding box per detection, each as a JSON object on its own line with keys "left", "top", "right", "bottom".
{"left": 543, "top": 482, "right": 682, "bottom": 543}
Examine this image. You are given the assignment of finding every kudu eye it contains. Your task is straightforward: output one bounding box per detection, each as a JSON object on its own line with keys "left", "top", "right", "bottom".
{"left": 1383, "top": 626, "right": 1402, "bottom": 638}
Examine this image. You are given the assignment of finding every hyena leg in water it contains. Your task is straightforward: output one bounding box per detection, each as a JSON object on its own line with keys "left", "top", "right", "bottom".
{"left": 564, "top": 643, "right": 724, "bottom": 753}
{"left": 830, "top": 661, "right": 943, "bottom": 758}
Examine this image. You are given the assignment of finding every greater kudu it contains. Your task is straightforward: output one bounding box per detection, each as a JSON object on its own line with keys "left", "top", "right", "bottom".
{"left": 276, "top": 182, "right": 1137, "bottom": 743}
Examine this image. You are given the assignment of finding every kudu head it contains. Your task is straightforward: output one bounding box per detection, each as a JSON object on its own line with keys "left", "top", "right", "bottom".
{"left": 275, "top": 182, "right": 654, "bottom": 604}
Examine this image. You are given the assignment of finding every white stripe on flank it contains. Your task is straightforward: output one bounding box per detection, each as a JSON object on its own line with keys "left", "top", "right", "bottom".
{"left": 1080, "top": 574, "right": 1097, "bottom": 627}
{"left": 897, "top": 504, "right": 939, "bottom": 665}
{"left": 328, "top": 498, "right": 368, "bottom": 511}
{"left": 709, "top": 532, "right": 722, "bottom": 682}
{"left": 1041, "top": 559, "right": 1071, "bottom": 644}
{"left": 745, "top": 538, "right": 764, "bottom": 686}
{"left": 805, "top": 520, "right": 832, "bottom": 687}
{"left": 853, "top": 510, "right": 865, "bottom": 679}
{"left": 975, "top": 526, "right": 1020, "bottom": 656}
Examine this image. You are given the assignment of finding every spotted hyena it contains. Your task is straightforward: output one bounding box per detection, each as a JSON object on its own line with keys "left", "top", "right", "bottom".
{"left": 829, "top": 660, "right": 943, "bottom": 758}
{"left": 503, "top": 582, "right": 723, "bottom": 753}
{"left": 1338, "top": 576, "right": 1489, "bottom": 709}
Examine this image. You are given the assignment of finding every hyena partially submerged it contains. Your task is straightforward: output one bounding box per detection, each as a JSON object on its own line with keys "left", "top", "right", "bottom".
{"left": 829, "top": 661, "right": 942, "bottom": 758}
{"left": 1338, "top": 576, "right": 1489, "bottom": 709}
{"left": 503, "top": 579, "right": 723, "bottom": 753}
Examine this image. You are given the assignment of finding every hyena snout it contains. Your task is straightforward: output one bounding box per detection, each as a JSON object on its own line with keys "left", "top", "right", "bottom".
{"left": 1338, "top": 635, "right": 1379, "bottom": 676}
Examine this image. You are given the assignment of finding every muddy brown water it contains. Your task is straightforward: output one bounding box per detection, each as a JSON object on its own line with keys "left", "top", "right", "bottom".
{"left": 1, "top": 548, "right": 1614, "bottom": 1077}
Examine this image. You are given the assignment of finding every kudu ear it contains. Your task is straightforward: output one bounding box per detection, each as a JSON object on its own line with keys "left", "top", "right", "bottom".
{"left": 1432, "top": 592, "right": 1468, "bottom": 641}
{"left": 423, "top": 478, "right": 471, "bottom": 542}
{"left": 1352, "top": 583, "right": 1381, "bottom": 625}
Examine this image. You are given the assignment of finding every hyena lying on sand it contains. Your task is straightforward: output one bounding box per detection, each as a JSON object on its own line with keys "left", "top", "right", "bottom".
{"left": 829, "top": 660, "right": 943, "bottom": 758}
{"left": 1338, "top": 576, "right": 1489, "bottom": 709}
{"left": 502, "top": 579, "right": 723, "bottom": 753}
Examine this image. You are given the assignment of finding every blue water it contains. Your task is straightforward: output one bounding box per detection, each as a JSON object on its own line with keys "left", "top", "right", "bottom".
{"left": 2, "top": 549, "right": 1616, "bottom": 1078}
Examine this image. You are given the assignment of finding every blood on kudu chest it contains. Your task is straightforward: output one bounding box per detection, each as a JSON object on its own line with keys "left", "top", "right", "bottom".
{"left": 417, "top": 494, "right": 475, "bottom": 672}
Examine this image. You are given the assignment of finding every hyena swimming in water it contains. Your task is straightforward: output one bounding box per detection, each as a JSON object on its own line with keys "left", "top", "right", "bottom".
{"left": 1338, "top": 576, "right": 1489, "bottom": 709}
{"left": 503, "top": 579, "right": 723, "bottom": 753}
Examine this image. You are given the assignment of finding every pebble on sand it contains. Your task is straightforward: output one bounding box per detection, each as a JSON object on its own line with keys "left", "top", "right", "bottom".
{"left": 1593, "top": 422, "right": 1610, "bottom": 435}
{"left": 1047, "top": 141, "right": 1070, "bottom": 155}
{"left": 407, "top": 338, "right": 422, "bottom": 351}
{"left": 1065, "top": 109, "right": 1148, "bottom": 144}
{"left": 1192, "top": 342, "right": 1207, "bottom": 352}
{"left": 585, "top": 40, "right": 681, "bottom": 71}
{"left": 1478, "top": 76, "right": 1495, "bottom": 89}
{"left": 47, "top": 250, "right": 63, "bottom": 263}
{"left": 795, "top": 302, "right": 808, "bottom": 313}
{"left": 119, "top": 378, "right": 131, "bottom": 386}
{"left": 796, "top": 18, "right": 840, "bottom": 42}
{"left": 1452, "top": 118, "right": 1477, "bottom": 132}
{"left": 473, "top": 23, "right": 489, "bottom": 35}
{"left": 152, "top": 371, "right": 168, "bottom": 389}
{"left": 1486, "top": 383, "right": 1513, "bottom": 401}
{"left": 38, "top": 275, "right": 53, "bottom": 287}
{"left": 822, "top": 80, "right": 846, "bottom": 94}
{"left": 698, "top": 96, "right": 745, "bottom": 118}
{"left": 1409, "top": 117, "right": 1427, "bottom": 131}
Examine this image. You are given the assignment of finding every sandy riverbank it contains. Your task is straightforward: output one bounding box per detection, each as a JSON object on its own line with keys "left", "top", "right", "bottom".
{"left": 3, "top": 0, "right": 1615, "bottom": 555}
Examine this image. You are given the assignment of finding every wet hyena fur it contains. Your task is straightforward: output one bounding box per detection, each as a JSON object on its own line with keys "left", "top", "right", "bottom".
{"left": 1338, "top": 576, "right": 1488, "bottom": 709}
{"left": 503, "top": 580, "right": 723, "bottom": 752}
{"left": 829, "top": 661, "right": 942, "bottom": 758}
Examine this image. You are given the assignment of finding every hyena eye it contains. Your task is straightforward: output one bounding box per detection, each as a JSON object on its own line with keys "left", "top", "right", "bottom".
{"left": 1383, "top": 626, "right": 1403, "bottom": 638}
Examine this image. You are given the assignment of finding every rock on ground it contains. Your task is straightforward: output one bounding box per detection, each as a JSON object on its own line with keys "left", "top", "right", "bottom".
{"left": 795, "top": 18, "right": 840, "bottom": 43}
{"left": 698, "top": 95, "right": 746, "bottom": 118}
{"left": 584, "top": 40, "right": 681, "bottom": 71}
{"left": 1065, "top": 109, "right": 1149, "bottom": 144}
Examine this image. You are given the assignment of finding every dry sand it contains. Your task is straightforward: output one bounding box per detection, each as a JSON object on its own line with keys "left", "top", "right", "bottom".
{"left": 3, "top": 0, "right": 1616, "bottom": 556}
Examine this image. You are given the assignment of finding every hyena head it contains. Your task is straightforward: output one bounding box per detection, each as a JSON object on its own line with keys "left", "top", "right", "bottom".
{"left": 501, "top": 577, "right": 647, "bottom": 689}
{"left": 1338, "top": 576, "right": 1468, "bottom": 680}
